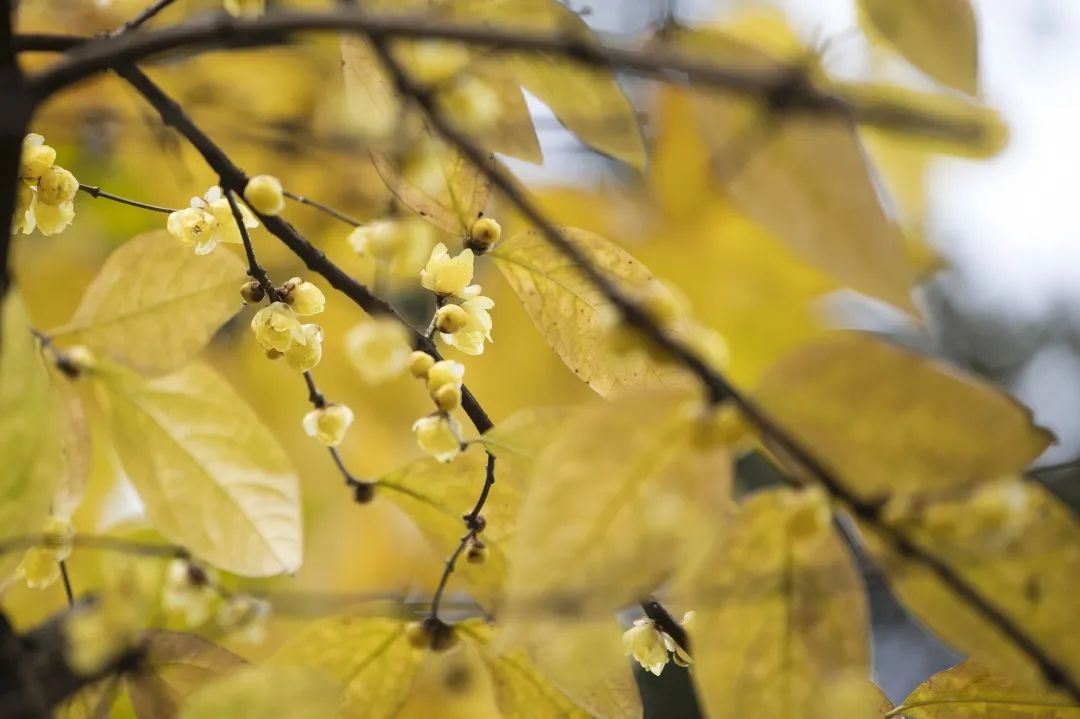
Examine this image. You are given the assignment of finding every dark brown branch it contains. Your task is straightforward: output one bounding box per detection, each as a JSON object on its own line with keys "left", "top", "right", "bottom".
{"left": 372, "top": 32, "right": 1080, "bottom": 699}
{"left": 0, "top": 0, "right": 29, "bottom": 303}
{"left": 24, "top": 9, "right": 989, "bottom": 146}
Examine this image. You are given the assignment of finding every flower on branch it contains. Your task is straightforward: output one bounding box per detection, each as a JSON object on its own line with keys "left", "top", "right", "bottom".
{"left": 244, "top": 174, "right": 285, "bottom": 216}
{"left": 167, "top": 186, "right": 258, "bottom": 255}
{"left": 303, "top": 403, "right": 355, "bottom": 448}
{"left": 14, "top": 134, "right": 77, "bottom": 236}
{"left": 412, "top": 413, "right": 463, "bottom": 463}
{"left": 438, "top": 296, "right": 494, "bottom": 356}
{"left": 420, "top": 243, "right": 479, "bottom": 299}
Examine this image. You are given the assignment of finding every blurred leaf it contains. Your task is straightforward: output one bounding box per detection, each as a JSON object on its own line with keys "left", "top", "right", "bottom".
{"left": 372, "top": 135, "right": 491, "bottom": 236}
{"left": 271, "top": 616, "right": 422, "bottom": 719}
{"left": 479, "top": 405, "right": 570, "bottom": 489}
{"left": 859, "top": 0, "right": 979, "bottom": 95}
{"left": 491, "top": 227, "right": 685, "bottom": 398}
{"left": 92, "top": 360, "right": 302, "bottom": 576}
{"left": 52, "top": 232, "right": 246, "bottom": 375}
{"left": 50, "top": 370, "right": 92, "bottom": 519}
{"left": 377, "top": 446, "right": 516, "bottom": 609}
{"left": 861, "top": 479, "right": 1080, "bottom": 692}
{"left": 129, "top": 630, "right": 247, "bottom": 719}
{"left": 754, "top": 333, "right": 1052, "bottom": 502}
{"left": 180, "top": 665, "right": 340, "bottom": 719}
{"left": 893, "top": 660, "right": 1080, "bottom": 718}
{"left": 0, "top": 289, "right": 62, "bottom": 579}
{"left": 686, "top": 488, "right": 870, "bottom": 719}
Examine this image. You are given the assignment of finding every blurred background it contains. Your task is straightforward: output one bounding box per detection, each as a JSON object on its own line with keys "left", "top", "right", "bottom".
{"left": 7, "top": 0, "right": 1076, "bottom": 712}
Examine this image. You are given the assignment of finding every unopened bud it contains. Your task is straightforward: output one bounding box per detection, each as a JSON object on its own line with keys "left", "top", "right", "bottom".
{"left": 266, "top": 348, "right": 283, "bottom": 360}
{"left": 467, "top": 217, "right": 501, "bottom": 253}
{"left": 435, "top": 304, "right": 468, "bottom": 334}
{"left": 433, "top": 384, "right": 462, "bottom": 413}
{"left": 409, "top": 351, "right": 435, "bottom": 379}
{"left": 240, "top": 280, "right": 265, "bottom": 305}
{"left": 465, "top": 538, "right": 487, "bottom": 565}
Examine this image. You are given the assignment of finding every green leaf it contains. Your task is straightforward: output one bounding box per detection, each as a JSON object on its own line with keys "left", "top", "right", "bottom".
{"left": 180, "top": 666, "right": 340, "bottom": 719}
{"left": 893, "top": 660, "right": 1080, "bottom": 718}
{"left": 129, "top": 631, "right": 247, "bottom": 719}
{"left": 686, "top": 487, "right": 870, "bottom": 719}
{"left": 861, "top": 479, "right": 1080, "bottom": 693}
{"left": 271, "top": 616, "right": 422, "bottom": 719}
{"left": 491, "top": 227, "right": 686, "bottom": 398}
{"left": 754, "top": 333, "right": 1053, "bottom": 502}
{"left": 377, "top": 445, "right": 517, "bottom": 609}
{"left": 92, "top": 360, "right": 302, "bottom": 576}
{"left": 859, "top": 0, "right": 979, "bottom": 95}
{"left": 52, "top": 231, "right": 246, "bottom": 375}
{"left": 0, "top": 289, "right": 62, "bottom": 579}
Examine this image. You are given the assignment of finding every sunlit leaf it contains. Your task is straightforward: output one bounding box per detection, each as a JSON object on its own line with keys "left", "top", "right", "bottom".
{"left": 180, "top": 665, "right": 340, "bottom": 719}
{"left": 50, "top": 371, "right": 92, "bottom": 519}
{"left": 92, "top": 360, "right": 302, "bottom": 576}
{"left": 687, "top": 487, "right": 869, "bottom": 719}
{"left": 479, "top": 405, "right": 570, "bottom": 489}
{"left": 52, "top": 232, "right": 246, "bottom": 375}
{"left": 754, "top": 333, "right": 1052, "bottom": 502}
{"left": 0, "top": 289, "right": 62, "bottom": 579}
{"left": 129, "top": 631, "right": 247, "bottom": 719}
{"left": 859, "top": 0, "right": 979, "bottom": 95}
{"left": 272, "top": 616, "right": 422, "bottom": 719}
{"left": 491, "top": 227, "right": 686, "bottom": 398}
{"left": 861, "top": 479, "right": 1080, "bottom": 692}
{"left": 376, "top": 445, "right": 516, "bottom": 609}
{"left": 893, "top": 660, "right": 1080, "bottom": 718}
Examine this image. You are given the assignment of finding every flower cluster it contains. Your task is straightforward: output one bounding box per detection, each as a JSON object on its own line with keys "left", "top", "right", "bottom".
{"left": 15, "top": 515, "right": 74, "bottom": 590}
{"left": 167, "top": 186, "right": 259, "bottom": 255}
{"left": 621, "top": 611, "right": 695, "bottom": 676}
{"left": 14, "top": 134, "right": 78, "bottom": 236}
{"left": 421, "top": 242, "right": 495, "bottom": 356}
{"left": 250, "top": 277, "right": 326, "bottom": 371}
{"left": 409, "top": 354, "right": 465, "bottom": 462}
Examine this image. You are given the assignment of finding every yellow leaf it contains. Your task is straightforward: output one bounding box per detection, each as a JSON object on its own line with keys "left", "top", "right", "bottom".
{"left": 0, "top": 289, "right": 62, "bottom": 580}
{"left": 371, "top": 134, "right": 491, "bottom": 236}
{"left": 458, "top": 621, "right": 593, "bottom": 718}
{"left": 479, "top": 405, "right": 570, "bottom": 489}
{"left": 52, "top": 232, "right": 246, "bottom": 375}
{"left": 50, "top": 371, "right": 92, "bottom": 519}
{"left": 892, "top": 660, "right": 1080, "bottom": 718}
{"left": 340, "top": 33, "right": 402, "bottom": 147}
{"left": 754, "top": 333, "right": 1052, "bottom": 502}
{"left": 128, "top": 630, "right": 247, "bottom": 719}
{"left": 180, "top": 665, "right": 340, "bottom": 719}
{"left": 860, "top": 0, "right": 979, "bottom": 95}
{"left": 861, "top": 479, "right": 1080, "bottom": 692}
{"left": 686, "top": 488, "right": 869, "bottom": 719}
{"left": 271, "top": 615, "right": 422, "bottom": 719}
{"left": 92, "top": 360, "right": 302, "bottom": 576}
{"left": 376, "top": 445, "right": 517, "bottom": 609}
{"left": 491, "top": 227, "right": 686, "bottom": 398}
{"left": 468, "top": 59, "right": 543, "bottom": 165}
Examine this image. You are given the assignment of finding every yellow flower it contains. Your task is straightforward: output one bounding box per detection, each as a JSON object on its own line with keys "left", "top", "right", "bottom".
{"left": 348, "top": 220, "right": 400, "bottom": 261}
{"left": 303, "top": 404, "right": 354, "bottom": 447}
{"left": 32, "top": 200, "right": 76, "bottom": 236}
{"left": 420, "top": 243, "right": 478, "bottom": 298}
{"left": 622, "top": 619, "right": 669, "bottom": 676}
{"left": 432, "top": 383, "right": 461, "bottom": 413}
{"left": 244, "top": 174, "right": 285, "bottom": 216}
{"left": 345, "top": 318, "right": 412, "bottom": 384}
{"left": 168, "top": 186, "right": 258, "bottom": 255}
{"left": 426, "top": 359, "right": 464, "bottom": 397}
{"left": 37, "top": 166, "right": 79, "bottom": 206}
{"left": 20, "top": 133, "right": 56, "bottom": 180}
{"left": 251, "top": 302, "right": 305, "bottom": 353}
{"left": 12, "top": 182, "right": 34, "bottom": 234}
{"left": 438, "top": 296, "right": 494, "bottom": 356}
{"left": 15, "top": 515, "right": 74, "bottom": 590}
{"left": 467, "top": 217, "right": 501, "bottom": 253}
{"left": 661, "top": 613, "right": 694, "bottom": 668}
{"left": 281, "top": 276, "right": 325, "bottom": 316}
{"left": 409, "top": 350, "right": 435, "bottom": 379}
{"left": 284, "top": 324, "right": 324, "bottom": 372}
{"left": 216, "top": 595, "right": 271, "bottom": 644}
{"left": 413, "top": 414, "right": 463, "bottom": 462}
{"left": 434, "top": 304, "right": 468, "bottom": 334}
{"left": 162, "top": 559, "right": 219, "bottom": 628}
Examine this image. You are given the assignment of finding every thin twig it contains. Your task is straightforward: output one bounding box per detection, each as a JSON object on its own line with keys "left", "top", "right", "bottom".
{"left": 108, "top": 0, "right": 180, "bottom": 38}
{"left": 284, "top": 190, "right": 361, "bottom": 227}
{"left": 78, "top": 184, "right": 176, "bottom": 214}
{"left": 58, "top": 561, "right": 75, "bottom": 607}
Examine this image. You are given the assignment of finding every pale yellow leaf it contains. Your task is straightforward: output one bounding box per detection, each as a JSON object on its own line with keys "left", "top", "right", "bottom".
{"left": 479, "top": 405, "right": 570, "bottom": 489}
{"left": 50, "top": 371, "right": 92, "bottom": 519}
{"left": 180, "top": 666, "right": 340, "bottom": 719}
{"left": 861, "top": 479, "right": 1080, "bottom": 693}
{"left": 893, "top": 660, "right": 1080, "bottom": 718}
{"left": 340, "top": 33, "right": 402, "bottom": 146}
{"left": 92, "top": 360, "right": 302, "bottom": 576}
{"left": 491, "top": 227, "right": 686, "bottom": 398}
{"left": 52, "top": 232, "right": 246, "bottom": 375}
{"left": 687, "top": 487, "right": 869, "bottom": 719}
{"left": 754, "top": 333, "right": 1052, "bottom": 502}
{"left": 271, "top": 616, "right": 422, "bottom": 719}
{"left": 376, "top": 445, "right": 517, "bottom": 609}
{"left": 860, "top": 0, "right": 979, "bottom": 95}
{"left": 129, "top": 630, "right": 247, "bottom": 719}
{"left": 0, "top": 289, "right": 62, "bottom": 580}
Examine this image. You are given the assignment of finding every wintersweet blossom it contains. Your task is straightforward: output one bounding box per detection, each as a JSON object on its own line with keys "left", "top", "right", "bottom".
{"left": 284, "top": 324, "right": 324, "bottom": 372}
{"left": 426, "top": 359, "right": 464, "bottom": 397}
{"left": 622, "top": 619, "right": 669, "bottom": 676}
{"left": 15, "top": 515, "right": 74, "bottom": 590}
{"left": 281, "top": 277, "right": 325, "bottom": 316}
{"left": 251, "top": 302, "right": 305, "bottom": 353}
{"left": 438, "top": 296, "right": 494, "bottom": 356}
{"left": 244, "top": 174, "right": 285, "bottom": 215}
{"left": 413, "top": 414, "right": 463, "bottom": 462}
{"left": 167, "top": 186, "right": 258, "bottom": 255}
{"left": 420, "top": 243, "right": 479, "bottom": 298}
{"left": 15, "top": 134, "right": 78, "bottom": 236}
{"left": 303, "top": 404, "right": 354, "bottom": 447}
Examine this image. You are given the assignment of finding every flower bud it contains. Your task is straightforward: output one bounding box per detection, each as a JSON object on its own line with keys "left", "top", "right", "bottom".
{"left": 413, "top": 414, "right": 462, "bottom": 462}
{"left": 465, "top": 537, "right": 487, "bottom": 564}
{"left": 434, "top": 304, "right": 468, "bottom": 334}
{"left": 37, "top": 166, "right": 79, "bottom": 206}
{"left": 20, "top": 134, "right": 55, "bottom": 180}
{"left": 244, "top": 174, "right": 285, "bottom": 216}
{"left": 409, "top": 350, "right": 435, "bottom": 379}
{"left": 433, "top": 383, "right": 461, "bottom": 413}
{"left": 281, "top": 277, "right": 325, "bottom": 316}
{"left": 302, "top": 404, "right": 354, "bottom": 447}
{"left": 426, "top": 360, "right": 464, "bottom": 396}
{"left": 251, "top": 302, "right": 304, "bottom": 353}
{"left": 405, "top": 621, "right": 430, "bottom": 649}
{"left": 240, "top": 280, "right": 265, "bottom": 305}
{"left": 467, "top": 217, "right": 501, "bottom": 253}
